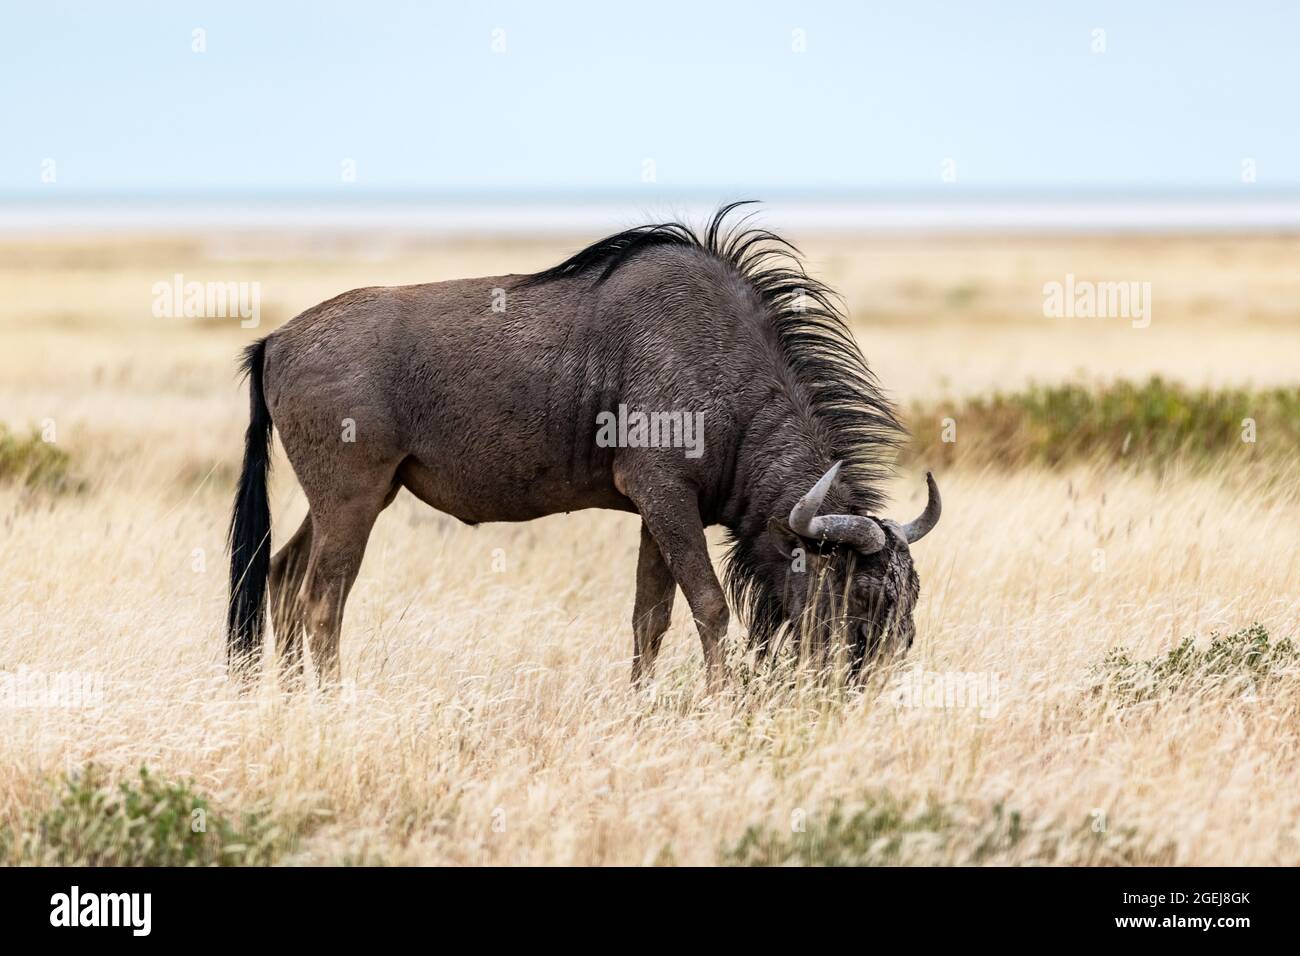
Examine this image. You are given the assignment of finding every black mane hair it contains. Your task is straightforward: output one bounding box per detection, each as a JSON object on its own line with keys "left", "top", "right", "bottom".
{"left": 523, "top": 201, "right": 906, "bottom": 652}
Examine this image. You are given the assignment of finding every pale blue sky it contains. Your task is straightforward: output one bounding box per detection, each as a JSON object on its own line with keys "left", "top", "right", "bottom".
{"left": 2, "top": 1, "right": 1297, "bottom": 195}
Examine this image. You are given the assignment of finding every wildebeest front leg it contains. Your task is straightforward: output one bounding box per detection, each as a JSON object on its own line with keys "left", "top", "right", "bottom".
{"left": 618, "top": 470, "right": 729, "bottom": 690}
{"left": 631, "top": 522, "right": 675, "bottom": 684}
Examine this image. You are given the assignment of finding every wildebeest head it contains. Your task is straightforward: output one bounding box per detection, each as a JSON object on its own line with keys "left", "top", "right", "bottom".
{"left": 766, "top": 463, "right": 941, "bottom": 669}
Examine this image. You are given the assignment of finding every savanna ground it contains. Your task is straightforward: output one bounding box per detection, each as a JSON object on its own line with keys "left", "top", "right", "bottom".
{"left": 1, "top": 229, "right": 1298, "bottom": 865}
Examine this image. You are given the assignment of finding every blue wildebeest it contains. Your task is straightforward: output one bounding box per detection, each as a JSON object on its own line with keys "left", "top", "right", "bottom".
{"left": 227, "top": 202, "right": 940, "bottom": 688}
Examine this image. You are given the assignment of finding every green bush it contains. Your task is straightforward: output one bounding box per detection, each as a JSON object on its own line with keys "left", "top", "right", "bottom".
{"left": 0, "top": 425, "right": 78, "bottom": 492}
{"left": 723, "top": 793, "right": 1171, "bottom": 866}
{"left": 1098, "top": 623, "right": 1297, "bottom": 703}
{"left": 725, "top": 792, "right": 949, "bottom": 866}
{"left": 26, "top": 765, "right": 288, "bottom": 866}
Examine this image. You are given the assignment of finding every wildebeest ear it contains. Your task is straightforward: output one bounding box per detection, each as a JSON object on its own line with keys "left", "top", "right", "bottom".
{"left": 766, "top": 517, "right": 801, "bottom": 558}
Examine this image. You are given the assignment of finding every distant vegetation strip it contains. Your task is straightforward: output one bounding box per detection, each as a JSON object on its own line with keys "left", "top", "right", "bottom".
{"left": 904, "top": 377, "right": 1300, "bottom": 470}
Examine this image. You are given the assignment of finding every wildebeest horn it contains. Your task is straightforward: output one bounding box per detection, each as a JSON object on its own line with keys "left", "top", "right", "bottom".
{"left": 788, "top": 461, "right": 886, "bottom": 553}
{"left": 900, "top": 471, "right": 942, "bottom": 544}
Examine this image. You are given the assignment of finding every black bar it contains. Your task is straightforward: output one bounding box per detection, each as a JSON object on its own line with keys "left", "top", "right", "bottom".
{"left": 0, "top": 866, "right": 1282, "bottom": 943}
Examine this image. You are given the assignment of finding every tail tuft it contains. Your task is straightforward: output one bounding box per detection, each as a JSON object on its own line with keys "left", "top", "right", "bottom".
{"left": 226, "top": 339, "right": 273, "bottom": 679}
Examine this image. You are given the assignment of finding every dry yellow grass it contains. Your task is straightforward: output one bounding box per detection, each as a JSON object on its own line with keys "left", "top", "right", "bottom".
{"left": 1, "top": 232, "right": 1298, "bottom": 865}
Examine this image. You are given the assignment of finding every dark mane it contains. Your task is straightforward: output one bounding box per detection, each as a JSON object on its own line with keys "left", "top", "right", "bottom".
{"left": 523, "top": 201, "right": 905, "bottom": 653}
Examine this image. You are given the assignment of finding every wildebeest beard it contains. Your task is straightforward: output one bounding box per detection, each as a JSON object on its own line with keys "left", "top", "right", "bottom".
{"left": 763, "top": 541, "right": 921, "bottom": 679}
{"left": 721, "top": 462, "right": 938, "bottom": 682}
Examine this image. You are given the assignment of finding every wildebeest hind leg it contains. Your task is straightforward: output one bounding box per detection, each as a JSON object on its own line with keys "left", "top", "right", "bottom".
{"left": 298, "top": 474, "right": 400, "bottom": 687}
{"left": 269, "top": 514, "right": 312, "bottom": 689}
{"left": 630, "top": 522, "right": 676, "bottom": 684}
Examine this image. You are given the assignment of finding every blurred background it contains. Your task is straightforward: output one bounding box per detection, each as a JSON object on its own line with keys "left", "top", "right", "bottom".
{"left": 4, "top": 0, "right": 1299, "bottom": 456}
{"left": 4, "top": 1, "right": 1299, "bottom": 434}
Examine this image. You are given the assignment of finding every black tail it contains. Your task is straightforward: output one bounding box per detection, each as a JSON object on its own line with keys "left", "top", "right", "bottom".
{"left": 227, "top": 339, "right": 273, "bottom": 678}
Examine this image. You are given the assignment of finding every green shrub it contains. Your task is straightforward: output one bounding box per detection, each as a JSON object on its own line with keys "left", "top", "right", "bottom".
{"left": 726, "top": 792, "right": 950, "bottom": 866}
{"left": 724, "top": 793, "right": 1171, "bottom": 866}
{"left": 26, "top": 765, "right": 288, "bottom": 866}
{"left": 1098, "top": 623, "right": 1297, "bottom": 703}
{"left": 0, "top": 426, "right": 79, "bottom": 492}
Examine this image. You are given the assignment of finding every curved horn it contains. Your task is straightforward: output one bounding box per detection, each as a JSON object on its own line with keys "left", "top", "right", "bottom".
{"left": 900, "top": 472, "right": 942, "bottom": 544}
{"left": 788, "top": 462, "right": 886, "bottom": 554}
{"left": 788, "top": 461, "right": 840, "bottom": 536}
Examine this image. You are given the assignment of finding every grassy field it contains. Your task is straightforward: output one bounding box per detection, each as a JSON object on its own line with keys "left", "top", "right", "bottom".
{"left": 1, "top": 231, "right": 1298, "bottom": 865}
